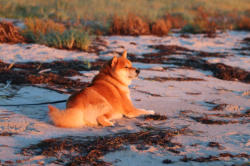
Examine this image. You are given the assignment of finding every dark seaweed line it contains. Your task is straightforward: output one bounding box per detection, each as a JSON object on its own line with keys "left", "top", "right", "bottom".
{"left": 21, "top": 128, "right": 187, "bottom": 166}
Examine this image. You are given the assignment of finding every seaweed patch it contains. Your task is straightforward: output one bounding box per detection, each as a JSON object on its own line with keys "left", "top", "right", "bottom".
{"left": 21, "top": 128, "right": 187, "bottom": 165}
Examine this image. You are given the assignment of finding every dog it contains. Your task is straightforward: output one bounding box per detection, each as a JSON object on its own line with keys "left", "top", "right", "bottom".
{"left": 48, "top": 51, "right": 155, "bottom": 127}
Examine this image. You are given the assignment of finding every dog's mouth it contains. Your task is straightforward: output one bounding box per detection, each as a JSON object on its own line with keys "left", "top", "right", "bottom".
{"left": 129, "top": 76, "right": 136, "bottom": 79}
{"left": 128, "top": 72, "right": 139, "bottom": 79}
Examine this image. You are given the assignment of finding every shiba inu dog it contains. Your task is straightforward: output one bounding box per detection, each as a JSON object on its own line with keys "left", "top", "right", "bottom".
{"left": 48, "top": 51, "right": 154, "bottom": 127}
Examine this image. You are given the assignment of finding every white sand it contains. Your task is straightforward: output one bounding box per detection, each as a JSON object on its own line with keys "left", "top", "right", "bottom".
{"left": 0, "top": 31, "right": 249, "bottom": 165}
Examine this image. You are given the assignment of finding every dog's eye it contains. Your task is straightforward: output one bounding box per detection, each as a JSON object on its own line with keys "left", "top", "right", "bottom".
{"left": 125, "top": 66, "right": 129, "bottom": 69}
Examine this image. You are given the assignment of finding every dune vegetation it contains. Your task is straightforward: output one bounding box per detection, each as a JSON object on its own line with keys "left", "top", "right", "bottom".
{"left": 0, "top": 0, "right": 249, "bottom": 49}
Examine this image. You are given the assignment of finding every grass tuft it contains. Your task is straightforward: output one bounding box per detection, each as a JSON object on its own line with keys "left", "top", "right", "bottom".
{"left": 39, "top": 29, "right": 91, "bottom": 51}
{"left": 110, "top": 13, "right": 187, "bottom": 36}
{"left": 236, "top": 15, "right": 250, "bottom": 31}
{"left": 151, "top": 18, "right": 172, "bottom": 36}
{"left": 109, "top": 14, "right": 150, "bottom": 35}
{"left": 1, "top": 1, "right": 250, "bottom": 37}
{"left": 0, "top": 21, "right": 24, "bottom": 43}
{"left": 22, "top": 18, "right": 91, "bottom": 50}
{"left": 22, "top": 18, "right": 65, "bottom": 42}
{"left": 181, "top": 7, "right": 217, "bottom": 36}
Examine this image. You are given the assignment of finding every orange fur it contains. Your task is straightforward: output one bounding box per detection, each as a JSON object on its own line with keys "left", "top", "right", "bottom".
{"left": 48, "top": 51, "right": 154, "bottom": 128}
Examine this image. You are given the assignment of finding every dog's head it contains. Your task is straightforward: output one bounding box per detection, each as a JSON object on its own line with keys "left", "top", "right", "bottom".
{"left": 101, "top": 51, "right": 140, "bottom": 86}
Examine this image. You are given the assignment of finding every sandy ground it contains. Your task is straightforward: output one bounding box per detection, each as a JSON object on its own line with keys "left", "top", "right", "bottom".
{"left": 0, "top": 31, "right": 249, "bottom": 165}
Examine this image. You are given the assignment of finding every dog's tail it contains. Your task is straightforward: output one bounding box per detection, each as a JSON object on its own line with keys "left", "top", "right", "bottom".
{"left": 48, "top": 105, "right": 85, "bottom": 128}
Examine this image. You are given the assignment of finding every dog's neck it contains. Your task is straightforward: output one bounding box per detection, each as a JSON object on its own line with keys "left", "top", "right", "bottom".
{"left": 92, "top": 72, "right": 130, "bottom": 93}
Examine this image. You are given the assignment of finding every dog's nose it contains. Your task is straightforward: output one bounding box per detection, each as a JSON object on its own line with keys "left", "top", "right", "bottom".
{"left": 136, "top": 69, "right": 140, "bottom": 74}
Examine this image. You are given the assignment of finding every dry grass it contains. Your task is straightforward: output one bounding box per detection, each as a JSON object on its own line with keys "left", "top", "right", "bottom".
{"left": 125, "top": 14, "right": 150, "bottom": 35}
{"left": 0, "top": 1, "right": 249, "bottom": 39}
{"left": 24, "top": 18, "right": 65, "bottom": 36}
{"left": 21, "top": 18, "right": 91, "bottom": 51}
{"left": 168, "top": 14, "right": 186, "bottom": 29}
{"left": 110, "top": 13, "right": 188, "bottom": 36}
{"left": 40, "top": 30, "right": 91, "bottom": 51}
{"left": 0, "top": 22, "right": 24, "bottom": 43}
{"left": 0, "top": 0, "right": 250, "bottom": 34}
{"left": 110, "top": 8, "right": 250, "bottom": 36}
{"left": 151, "top": 18, "right": 172, "bottom": 36}
{"left": 236, "top": 15, "right": 250, "bottom": 30}
{"left": 181, "top": 7, "right": 250, "bottom": 35}
{"left": 109, "top": 14, "right": 150, "bottom": 35}
{"left": 110, "top": 13, "right": 178, "bottom": 36}
{"left": 109, "top": 15, "right": 123, "bottom": 35}
{"left": 181, "top": 7, "right": 218, "bottom": 36}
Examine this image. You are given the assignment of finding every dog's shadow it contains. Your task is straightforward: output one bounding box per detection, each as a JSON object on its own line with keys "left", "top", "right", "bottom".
{"left": 0, "top": 86, "right": 68, "bottom": 124}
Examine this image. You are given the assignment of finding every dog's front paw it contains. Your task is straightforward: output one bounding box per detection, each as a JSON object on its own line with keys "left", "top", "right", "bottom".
{"left": 101, "top": 121, "right": 114, "bottom": 127}
{"left": 125, "top": 109, "right": 155, "bottom": 118}
{"left": 138, "top": 109, "right": 155, "bottom": 115}
{"left": 145, "top": 110, "right": 155, "bottom": 115}
{"left": 97, "top": 116, "right": 114, "bottom": 127}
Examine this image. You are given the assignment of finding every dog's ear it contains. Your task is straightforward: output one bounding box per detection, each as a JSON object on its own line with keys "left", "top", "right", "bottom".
{"left": 111, "top": 56, "right": 118, "bottom": 67}
{"left": 122, "top": 50, "right": 127, "bottom": 58}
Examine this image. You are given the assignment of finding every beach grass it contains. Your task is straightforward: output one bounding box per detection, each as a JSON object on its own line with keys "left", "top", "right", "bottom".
{"left": 0, "top": 0, "right": 249, "bottom": 21}
{"left": 0, "top": 0, "right": 249, "bottom": 35}
{"left": 21, "top": 18, "right": 91, "bottom": 50}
